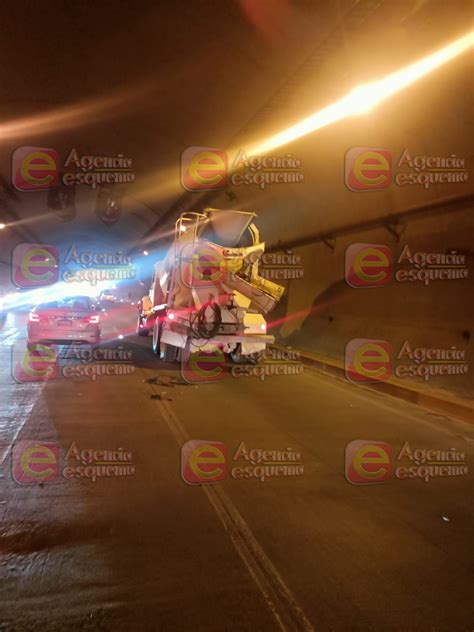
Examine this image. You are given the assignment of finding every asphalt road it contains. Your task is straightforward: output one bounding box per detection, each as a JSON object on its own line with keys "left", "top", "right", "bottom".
{"left": 1, "top": 305, "right": 473, "bottom": 632}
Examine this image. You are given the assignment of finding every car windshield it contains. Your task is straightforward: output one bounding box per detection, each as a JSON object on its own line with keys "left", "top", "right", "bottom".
{"left": 37, "top": 297, "right": 93, "bottom": 310}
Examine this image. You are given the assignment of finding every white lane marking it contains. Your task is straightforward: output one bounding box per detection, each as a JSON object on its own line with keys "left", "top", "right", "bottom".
{"left": 0, "top": 329, "right": 46, "bottom": 466}
{"left": 302, "top": 363, "right": 474, "bottom": 442}
{"left": 148, "top": 382, "right": 315, "bottom": 632}
{"left": 0, "top": 385, "right": 45, "bottom": 464}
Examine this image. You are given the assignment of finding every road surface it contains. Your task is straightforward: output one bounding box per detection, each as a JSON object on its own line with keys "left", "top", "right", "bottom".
{"left": 1, "top": 305, "right": 473, "bottom": 632}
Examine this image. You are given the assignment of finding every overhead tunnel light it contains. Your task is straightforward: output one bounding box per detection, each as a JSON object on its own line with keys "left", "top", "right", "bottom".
{"left": 248, "top": 30, "right": 474, "bottom": 155}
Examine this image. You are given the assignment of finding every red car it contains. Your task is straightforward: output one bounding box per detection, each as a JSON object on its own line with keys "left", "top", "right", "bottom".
{"left": 27, "top": 296, "right": 101, "bottom": 350}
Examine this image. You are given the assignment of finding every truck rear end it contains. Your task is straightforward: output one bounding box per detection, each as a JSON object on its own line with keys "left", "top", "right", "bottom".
{"left": 137, "top": 209, "right": 284, "bottom": 363}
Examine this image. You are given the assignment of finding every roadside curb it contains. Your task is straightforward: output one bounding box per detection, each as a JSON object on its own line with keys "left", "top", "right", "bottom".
{"left": 273, "top": 345, "right": 474, "bottom": 424}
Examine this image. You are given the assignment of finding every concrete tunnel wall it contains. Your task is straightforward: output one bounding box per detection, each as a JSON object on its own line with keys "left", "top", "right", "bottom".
{"left": 269, "top": 207, "right": 473, "bottom": 401}
{"left": 204, "top": 37, "right": 473, "bottom": 401}
{"left": 0, "top": 10, "right": 472, "bottom": 404}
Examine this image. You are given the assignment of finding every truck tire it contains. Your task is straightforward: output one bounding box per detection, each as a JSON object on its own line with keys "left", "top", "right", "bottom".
{"left": 152, "top": 320, "right": 161, "bottom": 355}
{"left": 164, "top": 344, "right": 178, "bottom": 363}
{"left": 136, "top": 314, "right": 149, "bottom": 336}
{"left": 152, "top": 321, "right": 177, "bottom": 362}
{"left": 177, "top": 343, "right": 191, "bottom": 364}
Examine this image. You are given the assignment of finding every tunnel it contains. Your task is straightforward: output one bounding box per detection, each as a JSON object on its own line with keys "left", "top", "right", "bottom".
{"left": 0, "top": 2, "right": 473, "bottom": 631}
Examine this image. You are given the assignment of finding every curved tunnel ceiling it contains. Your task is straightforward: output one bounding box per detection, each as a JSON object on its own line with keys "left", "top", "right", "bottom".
{"left": 0, "top": 0, "right": 472, "bottom": 258}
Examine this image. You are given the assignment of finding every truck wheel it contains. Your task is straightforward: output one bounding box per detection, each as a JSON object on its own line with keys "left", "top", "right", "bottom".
{"left": 136, "top": 314, "right": 149, "bottom": 336}
{"left": 152, "top": 320, "right": 161, "bottom": 355}
{"left": 164, "top": 344, "right": 177, "bottom": 363}
{"left": 152, "top": 322, "right": 177, "bottom": 362}
{"left": 177, "top": 343, "right": 191, "bottom": 364}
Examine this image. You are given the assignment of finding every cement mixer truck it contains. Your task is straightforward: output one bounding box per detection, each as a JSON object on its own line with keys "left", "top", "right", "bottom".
{"left": 136, "top": 209, "right": 284, "bottom": 363}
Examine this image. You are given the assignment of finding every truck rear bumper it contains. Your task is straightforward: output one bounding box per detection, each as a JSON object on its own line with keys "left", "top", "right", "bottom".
{"left": 161, "top": 328, "right": 274, "bottom": 350}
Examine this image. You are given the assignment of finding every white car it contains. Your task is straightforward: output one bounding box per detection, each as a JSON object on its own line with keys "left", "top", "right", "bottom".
{"left": 99, "top": 288, "right": 132, "bottom": 304}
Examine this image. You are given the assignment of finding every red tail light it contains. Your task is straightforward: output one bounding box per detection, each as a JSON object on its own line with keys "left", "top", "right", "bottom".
{"left": 29, "top": 312, "right": 40, "bottom": 322}
{"left": 87, "top": 315, "right": 100, "bottom": 324}
{"left": 167, "top": 312, "right": 175, "bottom": 321}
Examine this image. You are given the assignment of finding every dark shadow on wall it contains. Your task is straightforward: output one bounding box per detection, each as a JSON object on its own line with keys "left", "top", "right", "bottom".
{"left": 275, "top": 278, "right": 352, "bottom": 357}
{"left": 274, "top": 270, "right": 473, "bottom": 400}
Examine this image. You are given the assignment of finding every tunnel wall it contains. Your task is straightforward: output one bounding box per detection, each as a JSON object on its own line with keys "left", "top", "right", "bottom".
{"left": 202, "top": 20, "right": 474, "bottom": 403}
{"left": 271, "top": 206, "right": 473, "bottom": 401}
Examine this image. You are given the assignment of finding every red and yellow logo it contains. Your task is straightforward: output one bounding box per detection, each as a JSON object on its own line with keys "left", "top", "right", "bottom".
{"left": 345, "top": 147, "right": 392, "bottom": 191}
{"left": 181, "top": 146, "right": 228, "bottom": 191}
{"left": 345, "top": 338, "right": 392, "bottom": 383}
{"left": 180, "top": 243, "right": 228, "bottom": 289}
{"left": 12, "top": 243, "right": 59, "bottom": 288}
{"left": 11, "top": 343, "right": 59, "bottom": 383}
{"left": 181, "top": 343, "right": 227, "bottom": 384}
{"left": 12, "top": 146, "right": 59, "bottom": 191}
{"left": 12, "top": 440, "right": 60, "bottom": 484}
{"left": 345, "top": 440, "right": 392, "bottom": 485}
{"left": 181, "top": 440, "right": 227, "bottom": 484}
{"left": 345, "top": 243, "right": 393, "bottom": 287}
